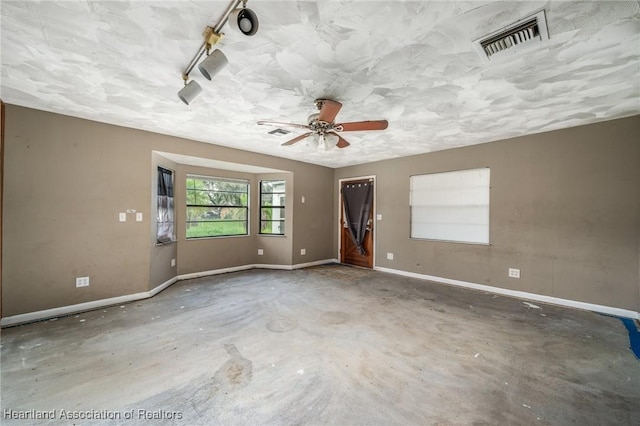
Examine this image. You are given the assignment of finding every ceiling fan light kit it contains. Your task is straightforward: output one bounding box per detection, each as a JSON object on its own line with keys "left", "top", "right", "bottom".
{"left": 177, "top": 0, "right": 258, "bottom": 105}
{"left": 258, "top": 99, "right": 388, "bottom": 150}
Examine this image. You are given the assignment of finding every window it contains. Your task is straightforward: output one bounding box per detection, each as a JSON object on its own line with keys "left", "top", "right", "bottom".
{"left": 259, "top": 180, "right": 285, "bottom": 235}
{"left": 410, "top": 168, "right": 490, "bottom": 244}
{"left": 157, "top": 167, "right": 175, "bottom": 244}
{"left": 186, "top": 175, "right": 249, "bottom": 238}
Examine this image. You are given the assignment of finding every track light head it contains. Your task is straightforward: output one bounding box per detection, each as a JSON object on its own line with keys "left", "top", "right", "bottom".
{"left": 177, "top": 80, "right": 203, "bottom": 105}
{"left": 230, "top": 8, "right": 259, "bottom": 36}
{"left": 198, "top": 49, "right": 229, "bottom": 81}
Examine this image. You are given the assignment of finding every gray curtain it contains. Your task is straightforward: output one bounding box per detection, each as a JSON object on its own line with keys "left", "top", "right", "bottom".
{"left": 157, "top": 167, "right": 174, "bottom": 244}
{"left": 342, "top": 181, "right": 373, "bottom": 255}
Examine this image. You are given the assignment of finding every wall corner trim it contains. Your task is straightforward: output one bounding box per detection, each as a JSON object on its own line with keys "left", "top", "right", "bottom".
{"left": 374, "top": 266, "right": 640, "bottom": 320}
{"left": 0, "top": 259, "right": 339, "bottom": 327}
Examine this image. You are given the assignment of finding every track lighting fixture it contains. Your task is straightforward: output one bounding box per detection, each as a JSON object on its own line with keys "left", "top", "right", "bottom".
{"left": 177, "top": 0, "right": 259, "bottom": 105}
{"left": 230, "top": 7, "right": 259, "bottom": 36}
{"left": 198, "top": 49, "right": 229, "bottom": 81}
{"left": 177, "top": 80, "right": 203, "bottom": 105}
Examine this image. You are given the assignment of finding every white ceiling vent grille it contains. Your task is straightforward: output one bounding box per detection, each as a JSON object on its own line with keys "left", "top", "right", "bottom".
{"left": 473, "top": 10, "right": 549, "bottom": 61}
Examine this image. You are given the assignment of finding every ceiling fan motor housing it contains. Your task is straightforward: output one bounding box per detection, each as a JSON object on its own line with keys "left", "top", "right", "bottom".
{"left": 258, "top": 98, "right": 386, "bottom": 149}
{"left": 307, "top": 113, "right": 320, "bottom": 124}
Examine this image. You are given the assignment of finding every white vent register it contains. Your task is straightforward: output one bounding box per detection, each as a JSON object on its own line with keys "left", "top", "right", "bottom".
{"left": 473, "top": 10, "right": 549, "bottom": 60}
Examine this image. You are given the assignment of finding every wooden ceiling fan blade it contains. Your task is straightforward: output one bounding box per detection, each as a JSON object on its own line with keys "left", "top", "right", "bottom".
{"left": 335, "top": 120, "right": 388, "bottom": 132}
{"left": 335, "top": 134, "right": 350, "bottom": 149}
{"left": 257, "top": 120, "right": 310, "bottom": 130}
{"left": 282, "top": 132, "right": 314, "bottom": 146}
{"left": 317, "top": 99, "right": 342, "bottom": 123}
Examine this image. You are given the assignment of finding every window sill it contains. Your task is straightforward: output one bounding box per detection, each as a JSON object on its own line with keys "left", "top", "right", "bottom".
{"left": 186, "top": 234, "right": 251, "bottom": 241}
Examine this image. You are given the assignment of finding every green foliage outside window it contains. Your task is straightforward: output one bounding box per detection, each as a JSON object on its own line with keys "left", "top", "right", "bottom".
{"left": 186, "top": 176, "right": 249, "bottom": 238}
{"left": 260, "top": 180, "right": 285, "bottom": 235}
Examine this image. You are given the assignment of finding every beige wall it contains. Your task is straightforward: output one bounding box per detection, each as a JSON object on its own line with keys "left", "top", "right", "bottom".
{"left": 335, "top": 116, "right": 640, "bottom": 312}
{"left": 2, "top": 105, "right": 334, "bottom": 317}
{"left": 4, "top": 104, "right": 637, "bottom": 318}
{"left": 173, "top": 167, "right": 296, "bottom": 274}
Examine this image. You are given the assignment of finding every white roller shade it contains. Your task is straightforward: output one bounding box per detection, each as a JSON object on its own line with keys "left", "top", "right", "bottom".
{"left": 410, "top": 168, "right": 490, "bottom": 244}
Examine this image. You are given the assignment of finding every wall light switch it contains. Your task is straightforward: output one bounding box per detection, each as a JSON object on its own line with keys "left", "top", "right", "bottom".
{"left": 76, "top": 276, "right": 90, "bottom": 288}
{"left": 171, "top": 258, "right": 176, "bottom": 267}
{"left": 136, "top": 212, "right": 143, "bottom": 222}
{"left": 119, "top": 212, "right": 126, "bottom": 222}
{"left": 377, "top": 214, "right": 383, "bottom": 220}
{"left": 301, "top": 196, "right": 305, "bottom": 203}
{"left": 258, "top": 249, "right": 264, "bottom": 255}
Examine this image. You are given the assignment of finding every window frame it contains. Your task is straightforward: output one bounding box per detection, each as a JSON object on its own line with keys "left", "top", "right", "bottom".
{"left": 185, "top": 174, "right": 250, "bottom": 239}
{"left": 259, "top": 179, "right": 286, "bottom": 236}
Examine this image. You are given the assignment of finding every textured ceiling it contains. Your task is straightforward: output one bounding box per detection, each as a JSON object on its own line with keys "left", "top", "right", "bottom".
{"left": 2, "top": 1, "right": 639, "bottom": 168}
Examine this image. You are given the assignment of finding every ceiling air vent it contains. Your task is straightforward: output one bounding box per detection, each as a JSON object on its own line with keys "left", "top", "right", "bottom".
{"left": 267, "top": 128, "right": 291, "bottom": 136}
{"left": 473, "top": 10, "right": 549, "bottom": 61}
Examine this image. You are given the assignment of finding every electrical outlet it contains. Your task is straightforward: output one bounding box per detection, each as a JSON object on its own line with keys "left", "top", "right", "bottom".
{"left": 300, "top": 248, "right": 306, "bottom": 255}
{"left": 508, "top": 268, "right": 521, "bottom": 278}
{"left": 387, "top": 252, "right": 394, "bottom": 260}
{"left": 171, "top": 258, "right": 176, "bottom": 267}
{"left": 136, "top": 212, "right": 143, "bottom": 222}
{"left": 258, "top": 249, "right": 264, "bottom": 255}
{"left": 118, "top": 212, "right": 126, "bottom": 222}
{"left": 76, "top": 276, "right": 90, "bottom": 287}
{"left": 377, "top": 214, "right": 383, "bottom": 220}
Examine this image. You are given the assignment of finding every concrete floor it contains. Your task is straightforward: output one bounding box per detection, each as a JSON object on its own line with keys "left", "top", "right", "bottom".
{"left": 1, "top": 264, "right": 639, "bottom": 425}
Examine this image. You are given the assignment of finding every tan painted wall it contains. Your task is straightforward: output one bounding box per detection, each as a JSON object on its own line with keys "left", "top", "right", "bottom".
{"left": 335, "top": 116, "right": 640, "bottom": 312}
{"left": 290, "top": 168, "right": 336, "bottom": 264}
{"left": 3, "top": 107, "right": 152, "bottom": 316}
{"left": 6, "top": 104, "right": 635, "bottom": 317}
{"left": 175, "top": 166, "right": 257, "bottom": 275}
{"left": 173, "top": 169, "right": 294, "bottom": 274}
{"left": 2, "top": 105, "right": 334, "bottom": 317}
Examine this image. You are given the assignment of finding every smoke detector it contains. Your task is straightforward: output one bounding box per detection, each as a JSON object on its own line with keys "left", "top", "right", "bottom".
{"left": 473, "top": 10, "right": 549, "bottom": 61}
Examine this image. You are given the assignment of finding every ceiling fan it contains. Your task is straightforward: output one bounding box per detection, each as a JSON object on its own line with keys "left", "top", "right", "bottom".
{"left": 258, "top": 99, "right": 388, "bottom": 149}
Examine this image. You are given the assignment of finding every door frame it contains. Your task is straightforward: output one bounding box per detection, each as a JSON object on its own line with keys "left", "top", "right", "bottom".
{"left": 337, "top": 175, "right": 376, "bottom": 268}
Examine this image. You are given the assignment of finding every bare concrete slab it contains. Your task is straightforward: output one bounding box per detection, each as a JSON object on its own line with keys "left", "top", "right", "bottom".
{"left": 1, "top": 265, "right": 639, "bottom": 425}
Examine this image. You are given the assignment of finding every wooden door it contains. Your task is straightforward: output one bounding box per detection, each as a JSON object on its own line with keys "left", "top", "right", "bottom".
{"left": 340, "top": 179, "right": 374, "bottom": 268}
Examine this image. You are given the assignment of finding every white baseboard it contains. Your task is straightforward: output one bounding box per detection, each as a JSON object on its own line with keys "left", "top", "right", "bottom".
{"left": 0, "top": 276, "right": 179, "bottom": 328}
{"left": 374, "top": 266, "right": 640, "bottom": 320}
{"left": 149, "top": 277, "right": 179, "bottom": 297}
{"left": 177, "top": 259, "right": 338, "bottom": 279}
{"left": 1, "top": 259, "right": 338, "bottom": 327}
{"left": 177, "top": 264, "right": 255, "bottom": 280}
{"left": 292, "top": 258, "right": 339, "bottom": 270}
